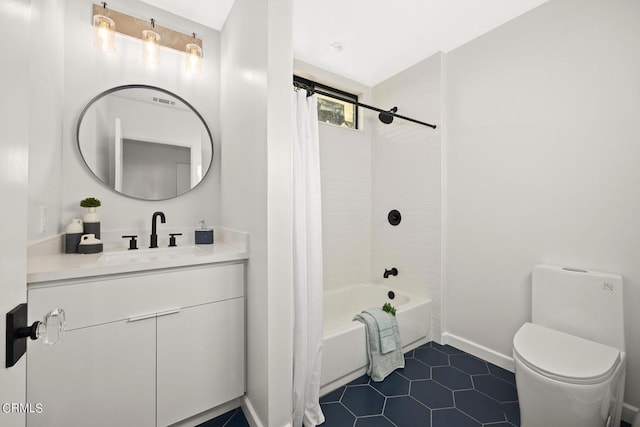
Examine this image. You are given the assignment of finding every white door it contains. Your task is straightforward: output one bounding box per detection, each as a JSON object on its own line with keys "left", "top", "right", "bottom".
{"left": 0, "top": 1, "right": 31, "bottom": 426}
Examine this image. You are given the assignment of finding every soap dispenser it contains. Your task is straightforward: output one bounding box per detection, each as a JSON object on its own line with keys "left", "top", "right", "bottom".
{"left": 195, "top": 220, "right": 214, "bottom": 244}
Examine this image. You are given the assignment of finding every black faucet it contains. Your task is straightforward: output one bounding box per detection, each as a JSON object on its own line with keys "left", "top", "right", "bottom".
{"left": 384, "top": 267, "right": 398, "bottom": 278}
{"left": 149, "top": 211, "right": 166, "bottom": 248}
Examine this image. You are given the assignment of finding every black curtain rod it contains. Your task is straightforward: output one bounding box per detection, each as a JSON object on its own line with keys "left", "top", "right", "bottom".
{"left": 293, "top": 80, "right": 437, "bottom": 129}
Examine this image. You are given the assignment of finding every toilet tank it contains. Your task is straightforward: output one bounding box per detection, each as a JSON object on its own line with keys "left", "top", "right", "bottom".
{"left": 532, "top": 265, "right": 625, "bottom": 351}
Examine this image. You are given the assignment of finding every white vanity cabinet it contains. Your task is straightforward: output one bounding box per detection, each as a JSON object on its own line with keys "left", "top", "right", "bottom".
{"left": 157, "top": 297, "right": 244, "bottom": 426}
{"left": 26, "top": 262, "right": 245, "bottom": 427}
{"left": 27, "top": 316, "right": 156, "bottom": 427}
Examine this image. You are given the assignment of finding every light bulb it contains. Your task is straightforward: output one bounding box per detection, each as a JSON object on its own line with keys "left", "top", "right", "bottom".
{"left": 142, "top": 30, "right": 160, "bottom": 64}
{"left": 93, "top": 15, "right": 115, "bottom": 53}
{"left": 185, "top": 43, "right": 202, "bottom": 74}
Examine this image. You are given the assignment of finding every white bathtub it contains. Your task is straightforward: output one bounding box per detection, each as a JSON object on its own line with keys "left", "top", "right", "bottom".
{"left": 321, "top": 284, "right": 431, "bottom": 388}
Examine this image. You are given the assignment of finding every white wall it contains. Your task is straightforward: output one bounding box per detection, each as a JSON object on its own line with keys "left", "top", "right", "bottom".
{"left": 221, "top": 0, "right": 293, "bottom": 425}
{"left": 27, "top": 0, "right": 64, "bottom": 242}
{"left": 61, "top": 0, "right": 220, "bottom": 235}
{"left": 444, "top": 0, "right": 640, "bottom": 414}
{"left": 371, "top": 54, "right": 443, "bottom": 340}
{"left": 294, "top": 60, "right": 374, "bottom": 291}
{"left": 266, "top": 0, "right": 294, "bottom": 423}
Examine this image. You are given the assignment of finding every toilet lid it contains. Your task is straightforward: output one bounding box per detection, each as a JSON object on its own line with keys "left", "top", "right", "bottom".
{"left": 513, "top": 322, "right": 621, "bottom": 384}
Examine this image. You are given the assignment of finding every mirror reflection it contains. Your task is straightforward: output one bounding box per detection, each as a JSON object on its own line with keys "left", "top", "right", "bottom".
{"left": 77, "top": 85, "right": 213, "bottom": 200}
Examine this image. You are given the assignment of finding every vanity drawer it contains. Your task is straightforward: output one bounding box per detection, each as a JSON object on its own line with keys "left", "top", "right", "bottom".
{"left": 28, "top": 263, "right": 244, "bottom": 330}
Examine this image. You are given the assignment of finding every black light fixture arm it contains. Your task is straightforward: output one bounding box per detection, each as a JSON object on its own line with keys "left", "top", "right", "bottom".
{"left": 293, "top": 80, "right": 437, "bottom": 129}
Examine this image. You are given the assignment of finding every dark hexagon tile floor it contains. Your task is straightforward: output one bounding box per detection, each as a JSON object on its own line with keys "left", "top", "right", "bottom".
{"left": 319, "top": 341, "right": 518, "bottom": 427}
{"left": 202, "top": 341, "right": 633, "bottom": 427}
{"left": 197, "top": 407, "right": 249, "bottom": 427}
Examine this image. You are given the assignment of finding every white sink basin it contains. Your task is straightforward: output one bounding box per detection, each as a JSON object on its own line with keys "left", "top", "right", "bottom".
{"left": 98, "top": 246, "right": 204, "bottom": 263}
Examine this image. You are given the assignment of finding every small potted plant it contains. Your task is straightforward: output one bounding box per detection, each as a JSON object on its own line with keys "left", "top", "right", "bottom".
{"left": 80, "top": 197, "right": 101, "bottom": 224}
{"left": 382, "top": 302, "right": 396, "bottom": 316}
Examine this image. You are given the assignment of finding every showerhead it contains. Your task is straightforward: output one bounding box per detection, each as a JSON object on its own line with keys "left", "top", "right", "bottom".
{"left": 378, "top": 107, "right": 398, "bottom": 124}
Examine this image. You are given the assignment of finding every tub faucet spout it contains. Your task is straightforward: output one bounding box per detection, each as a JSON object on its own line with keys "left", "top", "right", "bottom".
{"left": 150, "top": 211, "right": 166, "bottom": 248}
{"left": 384, "top": 267, "right": 398, "bottom": 278}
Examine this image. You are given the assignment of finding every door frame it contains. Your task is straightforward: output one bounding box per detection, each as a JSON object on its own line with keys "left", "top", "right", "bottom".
{"left": 0, "top": 1, "right": 31, "bottom": 426}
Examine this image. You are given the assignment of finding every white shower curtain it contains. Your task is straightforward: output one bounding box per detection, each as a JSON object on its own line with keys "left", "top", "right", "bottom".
{"left": 292, "top": 89, "right": 325, "bottom": 427}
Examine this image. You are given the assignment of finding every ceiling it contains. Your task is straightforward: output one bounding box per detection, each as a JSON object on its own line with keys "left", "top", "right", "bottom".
{"left": 138, "top": 0, "right": 236, "bottom": 31}
{"left": 140, "top": 0, "right": 550, "bottom": 86}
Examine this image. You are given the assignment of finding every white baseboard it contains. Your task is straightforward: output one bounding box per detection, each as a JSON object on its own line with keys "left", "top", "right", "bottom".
{"left": 170, "top": 398, "right": 242, "bottom": 427}
{"left": 441, "top": 332, "right": 515, "bottom": 372}
{"left": 623, "top": 403, "right": 638, "bottom": 424}
{"left": 242, "top": 396, "right": 264, "bottom": 427}
{"left": 242, "top": 396, "right": 293, "bottom": 427}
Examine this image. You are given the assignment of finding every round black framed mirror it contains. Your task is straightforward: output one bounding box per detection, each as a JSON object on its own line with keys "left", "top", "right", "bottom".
{"left": 76, "top": 84, "right": 213, "bottom": 201}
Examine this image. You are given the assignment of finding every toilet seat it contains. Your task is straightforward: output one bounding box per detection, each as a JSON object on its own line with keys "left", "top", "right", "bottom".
{"left": 513, "top": 322, "right": 621, "bottom": 385}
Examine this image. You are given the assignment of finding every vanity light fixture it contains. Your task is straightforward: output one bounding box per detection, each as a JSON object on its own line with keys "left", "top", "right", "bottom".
{"left": 93, "top": 2, "right": 115, "bottom": 53}
{"left": 91, "top": 4, "right": 203, "bottom": 71}
{"left": 185, "top": 33, "right": 202, "bottom": 75}
{"left": 142, "top": 18, "right": 161, "bottom": 64}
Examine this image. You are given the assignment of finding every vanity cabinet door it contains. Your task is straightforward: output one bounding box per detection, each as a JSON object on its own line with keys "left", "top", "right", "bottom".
{"left": 27, "top": 318, "right": 156, "bottom": 427}
{"left": 156, "top": 297, "right": 245, "bottom": 427}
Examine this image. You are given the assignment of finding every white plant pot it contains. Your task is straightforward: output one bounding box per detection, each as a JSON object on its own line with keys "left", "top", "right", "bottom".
{"left": 83, "top": 207, "right": 100, "bottom": 223}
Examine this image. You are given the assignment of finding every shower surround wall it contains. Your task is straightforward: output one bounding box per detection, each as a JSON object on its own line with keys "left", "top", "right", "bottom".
{"left": 301, "top": 57, "right": 443, "bottom": 341}
{"left": 371, "top": 53, "right": 443, "bottom": 341}
{"left": 295, "top": 60, "right": 374, "bottom": 291}
{"left": 320, "top": 123, "right": 372, "bottom": 290}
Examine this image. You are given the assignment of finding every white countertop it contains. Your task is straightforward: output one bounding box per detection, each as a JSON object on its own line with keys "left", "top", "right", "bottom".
{"left": 28, "top": 228, "right": 249, "bottom": 284}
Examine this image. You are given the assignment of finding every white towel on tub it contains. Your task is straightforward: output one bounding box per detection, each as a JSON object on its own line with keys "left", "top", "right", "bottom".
{"left": 354, "top": 308, "right": 404, "bottom": 381}
{"left": 365, "top": 307, "right": 396, "bottom": 354}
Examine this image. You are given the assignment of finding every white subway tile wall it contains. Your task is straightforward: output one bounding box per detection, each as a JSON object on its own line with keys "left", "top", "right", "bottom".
{"left": 372, "top": 53, "right": 443, "bottom": 340}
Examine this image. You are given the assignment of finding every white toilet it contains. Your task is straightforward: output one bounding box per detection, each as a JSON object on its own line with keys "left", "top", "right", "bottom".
{"left": 513, "top": 265, "right": 626, "bottom": 427}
